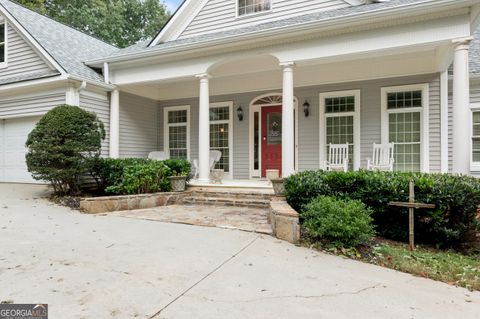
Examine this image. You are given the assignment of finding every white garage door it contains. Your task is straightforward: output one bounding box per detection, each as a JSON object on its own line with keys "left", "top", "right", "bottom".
{"left": 0, "top": 117, "right": 41, "bottom": 183}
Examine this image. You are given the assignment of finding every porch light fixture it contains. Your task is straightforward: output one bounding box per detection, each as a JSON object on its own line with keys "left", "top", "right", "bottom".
{"left": 237, "top": 106, "right": 244, "bottom": 121}
{"left": 303, "top": 100, "right": 310, "bottom": 117}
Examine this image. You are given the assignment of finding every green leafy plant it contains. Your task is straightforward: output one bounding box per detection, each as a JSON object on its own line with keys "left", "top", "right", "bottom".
{"left": 105, "top": 160, "right": 171, "bottom": 195}
{"left": 25, "top": 105, "right": 105, "bottom": 195}
{"left": 163, "top": 159, "right": 192, "bottom": 180}
{"left": 303, "top": 196, "right": 375, "bottom": 248}
{"left": 284, "top": 170, "right": 480, "bottom": 248}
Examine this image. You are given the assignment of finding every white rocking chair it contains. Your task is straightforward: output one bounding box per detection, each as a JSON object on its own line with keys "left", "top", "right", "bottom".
{"left": 148, "top": 151, "right": 169, "bottom": 161}
{"left": 367, "top": 143, "right": 395, "bottom": 171}
{"left": 192, "top": 150, "right": 222, "bottom": 179}
{"left": 324, "top": 143, "right": 349, "bottom": 172}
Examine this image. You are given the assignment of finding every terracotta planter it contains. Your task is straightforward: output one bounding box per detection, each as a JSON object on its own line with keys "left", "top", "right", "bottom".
{"left": 210, "top": 169, "right": 224, "bottom": 184}
{"left": 169, "top": 176, "right": 187, "bottom": 192}
{"left": 270, "top": 178, "right": 285, "bottom": 196}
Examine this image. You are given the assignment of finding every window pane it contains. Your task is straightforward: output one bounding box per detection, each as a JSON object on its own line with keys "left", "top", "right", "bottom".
{"left": 169, "top": 126, "right": 187, "bottom": 159}
{"left": 238, "top": 0, "right": 270, "bottom": 16}
{"left": 325, "top": 96, "right": 355, "bottom": 113}
{"left": 267, "top": 112, "right": 282, "bottom": 145}
{"left": 210, "top": 123, "right": 229, "bottom": 171}
{"left": 387, "top": 90, "right": 422, "bottom": 110}
{"left": 168, "top": 110, "right": 187, "bottom": 124}
{"left": 0, "top": 44, "right": 4, "bottom": 63}
{"left": 0, "top": 24, "right": 5, "bottom": 43}
{"left": 209, "top": 106, "right": 229, "bottom": 121}
{"left": 389, "top": 111, "right": 421, "bottom": 172}
{"left": 326, "top": 115, "right": 354, "bottom": 170}
{"left": 254, "top": 112, "right": 259, "bottom": 170}
{"left": 473, "top": 138, "right": 480, "bottom": 162}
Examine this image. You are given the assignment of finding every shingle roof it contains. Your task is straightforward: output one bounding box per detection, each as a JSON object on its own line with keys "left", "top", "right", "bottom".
{"left": 0, "top": 0, "right": 118, "bottom": 83}
{"left": 103, "top": 0, "right": 430, "bottom": 60}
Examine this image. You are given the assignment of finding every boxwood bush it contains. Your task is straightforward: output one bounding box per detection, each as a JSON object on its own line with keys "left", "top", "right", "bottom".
{"left": 303, "top": 196, "right": 375, "bottom": 248}
{"left": 91, "top": 158, "right": 192, "bottom": 195}
{"left": 284, "top": 170, "right": 480, "bottom": 248}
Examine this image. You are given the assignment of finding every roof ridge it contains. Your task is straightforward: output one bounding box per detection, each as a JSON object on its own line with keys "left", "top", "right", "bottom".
{"left": 1, "top": 0, "right": 118, "bottom": 50}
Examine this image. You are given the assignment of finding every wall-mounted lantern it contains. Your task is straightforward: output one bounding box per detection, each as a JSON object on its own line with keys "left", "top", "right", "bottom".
{"left": 237, "top": 106, "right": 244, "bottom": 121}
{"left": 303, "top": 100, "right": 310, "bottom": 117}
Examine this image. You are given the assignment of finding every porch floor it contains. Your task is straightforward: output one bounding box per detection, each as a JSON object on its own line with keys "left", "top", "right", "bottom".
{"left": 188, "top": 179, "right": 274, "bottom": 194}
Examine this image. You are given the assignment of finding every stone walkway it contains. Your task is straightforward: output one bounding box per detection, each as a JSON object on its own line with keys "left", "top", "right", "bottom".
{"left": 112, "top": 204, "right": 273, "bottom": 234}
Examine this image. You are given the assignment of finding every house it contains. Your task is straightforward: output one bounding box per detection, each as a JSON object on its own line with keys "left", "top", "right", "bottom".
{"left": 0, "top": 0, "right": 479, "bottom": 184}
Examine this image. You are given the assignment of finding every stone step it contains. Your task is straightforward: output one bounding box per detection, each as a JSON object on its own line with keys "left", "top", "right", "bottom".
{"left": 187, "top": 189, "right": 274, "bottom": 201}
{"left": 181, "top": 196, "right": 271, "bottom": 208}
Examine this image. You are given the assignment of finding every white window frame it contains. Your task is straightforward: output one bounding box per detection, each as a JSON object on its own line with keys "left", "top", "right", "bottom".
{"left": 470, "top": 103, "right": 480, "bottom": 172}
{"left": 0, "top": 20, "right": 8, "bottom": 69}
{"left": 163, "top": 105, "right": 190, "bottom": 160}
{"left": 319, "top": 90, "right": 361, "bottom": 171}
{"left": 381, "top": 84, "right": 429, "bottom": 173}
{"left": 236, "top": 0, "right": 272, "bottom": 18}
{"left": 210, "top": 101, "right": 234, "bottom": 179}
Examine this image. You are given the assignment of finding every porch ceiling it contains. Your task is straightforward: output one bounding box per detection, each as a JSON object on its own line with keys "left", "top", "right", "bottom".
{"left": 119, "top": 46, "right": 450, "bottom": 101}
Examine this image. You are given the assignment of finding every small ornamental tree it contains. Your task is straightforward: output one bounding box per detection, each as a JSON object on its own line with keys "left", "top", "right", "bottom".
{"left": 26, "top": 105, "right": 105, "bottom": 195}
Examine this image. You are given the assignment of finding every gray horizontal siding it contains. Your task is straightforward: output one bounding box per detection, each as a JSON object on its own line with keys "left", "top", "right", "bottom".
{"left": 180, "top": 0, "right": 349, "bottom": 39}
{"left": 80, "top": 90, "right": 110, "bottom": 157}
{"left": 159, "top": 74, "right": 441, "bottom": 179}
{"left": 0, "top": 22, "right": 53, "bottom": 80}
{"left": 0, "top": 89, "right": 65, "bottom": 118}
{"left": 119, "top": 92, "right": 159, "bottom": 158}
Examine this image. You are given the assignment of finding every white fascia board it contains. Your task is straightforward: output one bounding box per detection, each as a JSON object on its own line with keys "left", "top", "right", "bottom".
{"left": 344, "top": 0, "right": 365, "bottom": 5}
{"left": 149, "top": 0, "right": 208, "bottom": 46}
{"left": 0, "top": 5, "right": 66, "bottom": 75}
{"left": 88, "top": 0, "right": 475, "bottom": 67}
{"left": 66, "top": 75, "right": 115, "bottom": 91}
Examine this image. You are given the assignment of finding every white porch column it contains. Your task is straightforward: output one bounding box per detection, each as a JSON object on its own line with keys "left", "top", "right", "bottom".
{"left": 197, "top": 73, "right": 210, "bottom": 182}
{"left": 452, "top": 38, "right": 472, "bottom": 174}
{"left": 109, "top": 89, "right": 120, "bottom": 159}
{"left": 281, "top": 62, "right": 295, "bottom": 178}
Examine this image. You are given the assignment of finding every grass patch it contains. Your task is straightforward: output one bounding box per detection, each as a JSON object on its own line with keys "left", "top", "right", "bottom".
{"left": 369, "top": 242, "right": 480, "bottom": 291}
{"left": 304, "top": 238, "right": 480, "bottom": 291}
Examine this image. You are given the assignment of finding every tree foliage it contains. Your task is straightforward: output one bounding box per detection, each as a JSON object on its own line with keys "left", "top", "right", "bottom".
{"left": 16, "top": 0, "right": 170, "bottom": 48}
{"left": 26, "top": 105, "right": 105, "bottom": 195}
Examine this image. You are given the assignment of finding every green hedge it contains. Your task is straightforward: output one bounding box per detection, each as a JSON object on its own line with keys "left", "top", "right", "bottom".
{"left": 91, "top": 158, "right": 191, "bottom": 195}
{"left": 303, "top": 196, "right": 375, "bottom": 248}
{"left": 284, "top": 170, "right": 480, "bottom": 248}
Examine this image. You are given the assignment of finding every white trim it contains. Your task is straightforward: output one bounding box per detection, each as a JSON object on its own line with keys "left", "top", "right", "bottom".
{"left": 209, "top": 101, "right": 234, "bottom": 179}
{"left": 469, "top": 103, "right": 480, "bottom": 172}
{"left": 163, "top": 105, "right": 191, "bottom": 160}
{"left": 319, "top": 90, "right": 361, "bottom": 170}
{"left": 381, "top": 83, "right": 430, "bottom": 172}
{"left": 0, "top": 20, "right": 8, "bottom": 69}
{"left": 0, "top": 5, "right": 65, "bottom": 74}
{"left": 440, "top": 70, "right": 449, "bottom": 173}
{"left": 248, "top": 92, "right": 298, "bottom": 178}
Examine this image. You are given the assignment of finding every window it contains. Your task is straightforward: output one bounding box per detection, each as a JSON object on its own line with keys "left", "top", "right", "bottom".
{"left": 0, "top": 23, "right": 6, "bottom": 64}
{"left": 320, "top": 90, "right": 361, "bottom": 171}
{"left": 210, "top": 102, "right": 233, "bottom": 175}
{"left": 382, "top": 84, "right": 429, "bottom": 172}
{"left": 238, "top": 0, "right": 271, "bottom": 16}
{"left": 472, "top": 111, "right": 480, "bottom": 163}
{"left": 164, "top": 106, "right": 190, "bottom": 160}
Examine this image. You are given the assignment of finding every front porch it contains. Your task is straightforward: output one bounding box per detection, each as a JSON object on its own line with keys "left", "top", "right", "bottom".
{"left": 105, "top": 11, "right": 473, "bottom": 179}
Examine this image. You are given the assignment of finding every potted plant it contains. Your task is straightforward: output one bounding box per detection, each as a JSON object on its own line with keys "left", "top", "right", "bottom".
{"left": 270, "top": 178, "right": 285, "bottom": 196}
{"left": 164, "top": 159, "right": 191, "bottom": 192}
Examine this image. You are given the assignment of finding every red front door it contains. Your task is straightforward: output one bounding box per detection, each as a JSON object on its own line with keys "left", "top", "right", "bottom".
{"left": 262, "top": 105, "right": 282, "bottom": 177}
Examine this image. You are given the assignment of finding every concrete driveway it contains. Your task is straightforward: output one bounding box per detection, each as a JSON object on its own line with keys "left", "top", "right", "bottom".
{"left": 0, "top": 184, "right": 479, "bottom": 319}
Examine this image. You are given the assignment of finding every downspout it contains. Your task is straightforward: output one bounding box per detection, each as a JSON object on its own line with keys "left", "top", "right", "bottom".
{"left": 75, "top": 81, "right": 87, "bottom": 106}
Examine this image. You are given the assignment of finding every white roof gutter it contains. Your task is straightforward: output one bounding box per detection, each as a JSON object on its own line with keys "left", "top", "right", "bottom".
{"left": 86, "top": 0, "right": 475, "bottom": 67}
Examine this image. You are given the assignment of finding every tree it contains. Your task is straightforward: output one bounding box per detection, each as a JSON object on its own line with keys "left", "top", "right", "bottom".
{"left": 26, "top": 105, "right": 105, "bottom": 195}
{"left": 16, "top": 0, "right": 170, "bottom": 48}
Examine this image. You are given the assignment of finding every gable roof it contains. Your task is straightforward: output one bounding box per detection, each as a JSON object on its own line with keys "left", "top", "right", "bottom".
{"left": 95, "top": 0, "right": 461, "bottom": 64}
{"left": 0, "top": 0, "right": 118, "bottom": 84}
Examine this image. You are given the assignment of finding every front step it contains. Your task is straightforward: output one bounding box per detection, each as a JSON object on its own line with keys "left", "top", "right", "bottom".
{"left": 181, "top": 195, "right": 271, "bottom": 208}
{"left": 188, "top": 189, "right": 274, "bottom": 201}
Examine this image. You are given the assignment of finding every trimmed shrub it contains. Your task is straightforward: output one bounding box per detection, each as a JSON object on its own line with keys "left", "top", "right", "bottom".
{"left": 26, "top": 105, "right": 105, "bottom": 195}
{"left": 284, "top": 170, "right": 480, "bottom": 248}
{"left": 303, "top": 196, "right": 375, "bottom": 248}
{"left": 105, "top": 160, "right": 171, "bottom": 195}
{"left": 91, "top": 158, "right": 149, "bottom": 192}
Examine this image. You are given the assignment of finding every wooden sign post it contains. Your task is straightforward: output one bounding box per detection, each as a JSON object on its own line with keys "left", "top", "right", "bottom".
{"left": 389, "top": 181, "right": 435, "bottom": 251}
